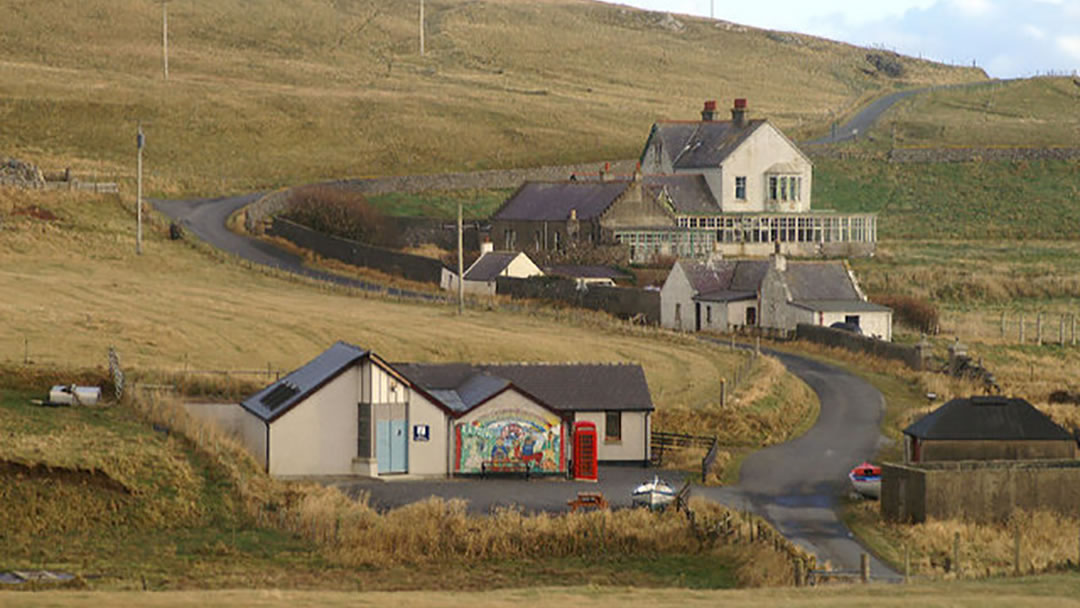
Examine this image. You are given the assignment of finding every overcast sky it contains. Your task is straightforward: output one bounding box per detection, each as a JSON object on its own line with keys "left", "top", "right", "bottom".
{"left": 610, "top": 0, "right": 1080, "bottom": 78}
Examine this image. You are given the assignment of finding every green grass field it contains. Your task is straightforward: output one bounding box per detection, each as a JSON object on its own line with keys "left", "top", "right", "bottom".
{"left": 0, "top": 0, "right": 984, "bottom": 196}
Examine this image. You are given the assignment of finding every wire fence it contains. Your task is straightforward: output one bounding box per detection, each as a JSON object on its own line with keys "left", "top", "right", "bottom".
{"left": 941, "top": 310, "right": 1079, "bottom": 347}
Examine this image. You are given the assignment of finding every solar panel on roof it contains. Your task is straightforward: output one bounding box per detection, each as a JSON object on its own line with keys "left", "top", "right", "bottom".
{"left": 261, "top": 382, "right": 298, "bottom": 411}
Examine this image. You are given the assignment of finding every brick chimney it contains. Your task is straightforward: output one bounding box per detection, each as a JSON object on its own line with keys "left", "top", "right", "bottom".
{"left": 731, "top": 98, "right": 747, "bottom": 128}
{"left": 701, "top": 100, "right": 718, "bottom": 121}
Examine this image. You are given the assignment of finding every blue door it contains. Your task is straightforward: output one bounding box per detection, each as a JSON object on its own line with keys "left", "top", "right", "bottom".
{"left": 390, "top": 419, "right": 408, "bottom": 473}
{"left": 376, "top": 420, "right": 392, "bottom": 474}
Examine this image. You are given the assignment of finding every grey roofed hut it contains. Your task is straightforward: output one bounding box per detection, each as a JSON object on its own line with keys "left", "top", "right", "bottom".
{"left": 903, "top": 395, "right": 1077, "bottom": 463}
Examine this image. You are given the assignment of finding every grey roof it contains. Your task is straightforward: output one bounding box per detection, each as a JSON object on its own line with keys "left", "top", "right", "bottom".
{"left": 544, "top": 265, "right": 630, "bottom": 280}
{"left": 694, "top": 289, "right": 756, "bottom": 303}
{"left": 240, "top": 341, "right": 369, "bottom": 422}
{"left": 793, "top": 299, "right": 892, "bottom": 313}
{"left": 643, "top": 174, "right": 719, "bottom": 214}
{"left": 647, "top": 119, "right": 766, "bottom": 170}
{"left": 464, "top": 252, "right": 519, "bottom": 282}
{"left": 905, "top": 396, "right": 1074, "bottom": 441}
{"left": 395, "top": 362, "right": 654, "bottom": 414}
{"left": 492, "top": 181, "right": 630, "bottom": 221}
{"left": 784, "top": 263, "right": 861, "bottom": 301}
{"left": 680, "top": 259, "right": 769, "bottom": 295}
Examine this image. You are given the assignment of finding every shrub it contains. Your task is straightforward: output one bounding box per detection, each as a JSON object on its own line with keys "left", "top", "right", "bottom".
{"left": 281, "top": 185, "right": 392, "bottom": 247}
{"left": 872, "top": 293, "right": 940, "bottom": 333}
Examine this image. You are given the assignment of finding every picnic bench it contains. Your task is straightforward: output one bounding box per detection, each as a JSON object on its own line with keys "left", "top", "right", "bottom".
{"left": 567, "top": 491, "right": 609, "bottom": 512}
{"left": 481, "top": 459, "right": 532, "bottom": 479}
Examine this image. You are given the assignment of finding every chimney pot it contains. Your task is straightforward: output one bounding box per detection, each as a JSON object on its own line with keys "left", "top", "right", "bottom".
{"left": 734, "top": 98, "right": 747, "bottom": 109}
{"left": 701, "top": 99, "right": 718, "bottom": 121}
{"left": 569, "top": 208, "right": 577, "bottom": 220}
{"left": 481, "top": 240, "right": 494, "bottom": 255}
{"left": 731, "top": 98, "right": 748, "bottom": 128}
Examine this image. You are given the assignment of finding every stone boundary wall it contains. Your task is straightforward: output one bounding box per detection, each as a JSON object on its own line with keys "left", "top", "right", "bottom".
{"left": 243, "top": 160, "right": 638, "bottom": 232}
{"left": 882, "top": 460, "right": 1080, "bottom": 523}
{"left": 889, "top": 147, "right": 1080, "bottom": 163}
{"left": 268, "top": 218, "right": 449, "bottom": 285}
{"left": 496, "top": 276, "right": 660, "bottom": 325}
{"left": 795, "top": 323, "right": 924, "bottom": 369}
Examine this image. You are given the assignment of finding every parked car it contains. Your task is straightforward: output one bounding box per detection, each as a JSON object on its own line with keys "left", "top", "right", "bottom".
{"left": 829, "top": 321, "right": 863, "bottom": 335}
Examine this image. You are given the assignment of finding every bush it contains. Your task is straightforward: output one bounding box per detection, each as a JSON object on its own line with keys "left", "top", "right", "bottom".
{"left": 281, "top": 186, "right": 391, "bottom": 247}
{"left": 872, "top": 293, "right": 939, "bottom": 333}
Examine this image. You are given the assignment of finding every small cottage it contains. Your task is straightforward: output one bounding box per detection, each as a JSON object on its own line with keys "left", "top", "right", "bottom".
{"left": 445, "top": 242, "right": 543, "bottom": 295}
{"left": 232, "top": 342, "right": 655, "bottom": 478}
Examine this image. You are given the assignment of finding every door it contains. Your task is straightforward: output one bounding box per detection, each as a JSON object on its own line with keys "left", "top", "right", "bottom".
{"left": 694, "top": 302, "right": 701, "bottom": 332}
{"left": 376, "top": 403, "right": 408, "bottom": 474}
{"left": 745, "top": 306, "right": 757, "bottom": 326}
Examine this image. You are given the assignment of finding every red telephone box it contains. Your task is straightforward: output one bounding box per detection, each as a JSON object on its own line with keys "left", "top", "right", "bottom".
{"left": 573, "top": 421, "right": 598, "bottom": 481}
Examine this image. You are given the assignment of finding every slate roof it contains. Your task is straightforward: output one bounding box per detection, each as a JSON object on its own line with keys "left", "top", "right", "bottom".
{"left": 464, "top": 252, "right": 520, "bottom": 282}
{"left": 905, "top": 396, "right": 1074, "bottom": 441}
{"left": 492, "top": 181, "right": 630, "bottom": 221}
{"left": 784, "top": 262, "right": 861, "bottom": 301}
{"left": 642, "top": 174, "right": 719, "bottom": 214}
{"left": 793, "top": 299, "right": 892, "bottom": 312}
{"left": 647, "top": 119, "right": 766, "bottom": 170}
{"left": 681, "top": 259, "right": 769, "bottom": 296}
{"left": 240, "top": 341, "right": 369, "bottom": 422}
{"left": 395, "top": 362, "right": 654, "bottom": 414}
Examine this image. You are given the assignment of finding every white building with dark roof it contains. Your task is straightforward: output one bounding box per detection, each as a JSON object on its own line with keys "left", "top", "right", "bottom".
{"left": 229, "top": 342, "right": 655, "bottom": 478}
{"left": 444, "top": 242, "right": 543, "bottom": 295}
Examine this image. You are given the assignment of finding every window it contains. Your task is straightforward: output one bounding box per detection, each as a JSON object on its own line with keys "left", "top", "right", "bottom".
{"left": 845, "top": 315, "right": 861, "bottom": 327}
{"left": 605, "top": 411, "right": 622, "bottom": 442}
{"left": 552, "top": 231, "right": 561, "bottom": 251}
{"left": 535, "top": 231, "right": 542, "bottom": 250}
{"left": 768, "top": 176, "right": 777, "bottom": 200}
{"left": 768, "top": 175, "right": 802, "bottom": 202}
{"left": 357, "top": 404, "right": 371, "bottom": 458}
{"left": 504, "top": 229, "right": 516, "bottom": 250}
{"left": 706, "top": 306, "right": 712, "bottom": 325}
{"left": 735, "top": 176, "right": 747, "bottom": 200}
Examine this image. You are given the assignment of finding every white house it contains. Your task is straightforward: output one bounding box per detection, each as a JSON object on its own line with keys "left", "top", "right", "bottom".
{"left": 661, "top": 253, "right": 892, "bottom": 339}
{"left": 444, "top": 242, "right": 543, "bottom": 295}
{"left": 227, "top": 342, "right": 654, "bottom": 478}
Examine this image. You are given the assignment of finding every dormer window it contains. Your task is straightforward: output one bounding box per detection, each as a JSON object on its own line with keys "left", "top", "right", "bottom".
{"left": 768, "top": 175, "right": 802, "bottom": 202}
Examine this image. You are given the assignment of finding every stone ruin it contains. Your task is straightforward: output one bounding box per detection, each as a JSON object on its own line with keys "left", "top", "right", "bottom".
{"left": 0, "top": 157, "right": 46, "bottom": 187}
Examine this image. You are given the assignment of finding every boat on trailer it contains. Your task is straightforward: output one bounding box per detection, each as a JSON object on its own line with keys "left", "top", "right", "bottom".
{"left": 631, "top": 475, "right": 676, "bottom": 510}
{"left": 848, "top": 461, "right": 881, "bottom": 499}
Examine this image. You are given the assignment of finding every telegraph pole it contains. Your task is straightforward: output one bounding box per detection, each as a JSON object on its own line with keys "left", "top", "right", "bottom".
{"left": 457, "top": 199, "right": 464, "bottom": 315}
{"left": 419, "top": 0, "right": 425, "bottom": 56}
{"left": 136, "top": 123, "right": 145, "bottom": 255}
{"left": 710, "top": 0, "right": 714, "bottom": 19}
{"left": 162, "top": 1, "right": 169, "bottom": 80}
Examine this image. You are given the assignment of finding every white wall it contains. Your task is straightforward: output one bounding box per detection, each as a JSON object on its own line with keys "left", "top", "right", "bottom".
{"left": 573, "top": 411, "right": 650, "bottom": 462}
{"left": 269, "top": 367, "right": 359, "bottom": 477}
{"left": 660, "top": 262, "right": 695, "bottom": 331}
{"left": 698, "top": 123, "right": 811, "bottom": 213}
{"left": 185, "top": 402, "right": 267, "bottom": 469}
{"left": 812, "top": 309, "right": 893, "bottom": 341}
{"left": 408, "top": 392, "right": 450, "bottom": 477}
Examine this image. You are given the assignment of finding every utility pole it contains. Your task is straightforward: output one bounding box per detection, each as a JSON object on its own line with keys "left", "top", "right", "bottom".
{"left": 457, "top": 199, "right": 464, "bottom": 315}
{"left": 710, "top": 0, "right": 714, "bottom": 19}
{"left": 162, "top": 1, "right": 169, "bottom": 80}
{"left": 419, "top": 0, "right": 425, "bottom": 56}
{"left": 136, "top": 123, "right": 145, "bottom": 255}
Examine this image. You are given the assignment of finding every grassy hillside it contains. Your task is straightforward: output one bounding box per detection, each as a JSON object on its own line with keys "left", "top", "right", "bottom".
{"left": 870, "top": 77, "right": 1080, "bottom": 147}
{"left": 0, "top": 0, "right": 984, "bottom": 195}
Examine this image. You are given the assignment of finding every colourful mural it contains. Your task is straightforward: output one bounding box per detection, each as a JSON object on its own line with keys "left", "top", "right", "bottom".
{"left": 454, "top": 408, "right": 565, "bottom": 474}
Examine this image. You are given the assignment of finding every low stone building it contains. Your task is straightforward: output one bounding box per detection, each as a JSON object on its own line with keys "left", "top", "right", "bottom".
{"left": 902, "top": 395, "right": 1077, "bottom": 463}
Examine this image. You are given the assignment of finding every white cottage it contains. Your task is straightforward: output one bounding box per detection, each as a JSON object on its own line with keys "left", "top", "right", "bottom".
{"left": 233, "top": 342, "right": 654, "bottom": 477}
{"left": 444, "top": 243, "right": 543, "bottom": 296}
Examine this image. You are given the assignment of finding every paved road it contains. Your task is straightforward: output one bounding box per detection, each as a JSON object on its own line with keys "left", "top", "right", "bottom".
{"left": 803, "top": 80, "right": 1002, "bottom": 145}
{"left": 151, "top": 194, "right": 445, "bottom": 301}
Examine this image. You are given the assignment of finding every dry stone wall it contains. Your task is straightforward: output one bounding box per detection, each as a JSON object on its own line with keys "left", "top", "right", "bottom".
{"left": 888, "top": 147, "right": 1080, "bottom": 163}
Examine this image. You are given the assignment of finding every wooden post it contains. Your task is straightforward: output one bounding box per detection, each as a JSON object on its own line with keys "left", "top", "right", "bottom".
{"left": 904, "top": 543, "right": 910, "bottom": 584}
{"left": 1037, "top": 312, "right": 1043, "bottom": 346}
{"left": 419, "top": 0, "right": 425, "bottom": 56}
{"left": 1072, "top": 313, "right": 1077, "bottom": 347}
{"left": 162, "top": 0, "right": 169, "bottom": 80}
{"left": 456, "top": 199, "right": 463, "bottom": 315}
{"left": 953, "top": 532, "right": 961, "bottom": 578}
{"left": 1000, "top": 310, "right": 1006, "bottom": 338}
{"left": 1014, "top": 527, "right": 1021, "bottom": 576}
{"left": 136, "top": 123, "right": 144, "bottom": 256}
{"left": 719, "top": 378, "right": 726, "bottom": 408}
{"left": 860, "top": 553, "right": 870, "bottom": 583}
{"left": 1019, "top": 312, "right": 1025, "bottom": 343}
{"left": 1061, "top": 314, "right": 1067, "bottom": 346}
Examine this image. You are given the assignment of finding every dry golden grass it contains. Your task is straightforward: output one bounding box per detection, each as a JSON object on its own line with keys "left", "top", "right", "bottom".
{"left": 12, "top": 575, "right": 1080, "bottom": 607}
{"left": 0, "top": 0, "right": 984, "bottom": 195}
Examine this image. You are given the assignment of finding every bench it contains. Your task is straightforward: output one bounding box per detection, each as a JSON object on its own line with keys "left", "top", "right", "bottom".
{"left": 567, "top": 491, "right": 609, "bottom": 512}
{"left": 481, "top": 459, "right": 532, "bottom": 479}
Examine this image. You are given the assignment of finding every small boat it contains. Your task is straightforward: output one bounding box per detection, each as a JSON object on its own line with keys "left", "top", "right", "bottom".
{"left": 848, "top": 461, "right": 882, "bottom": 499}
{"left": 632, "top": 475, "right": 676, "bottom": 510}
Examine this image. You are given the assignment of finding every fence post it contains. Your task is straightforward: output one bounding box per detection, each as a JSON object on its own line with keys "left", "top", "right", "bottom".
{"left": 1072, "top": 314, "right": 1077, "bottom": 347}
{"left": 860, "top": 553, "right": 870, "bottom": 583}
{"left": 904, "top": 543, "right": 910, "bottom": 584}
{"left": 1014, "top": 526, "right": 1021, "bottom": 576}
{"left": 1037, "top": 312, "right": 1043, "bottom": 346}
{"left": 720, "top": 378, "right": 726, "bottom": 408}
{"left": 1019, "top": 312, "right": 1025, "bottom": 344}
{"left": 1000, "top": 310, "right": 1006, "bottom": 339}
{"left": 1062, "top": 315, "right": 1067, "bottom": 346}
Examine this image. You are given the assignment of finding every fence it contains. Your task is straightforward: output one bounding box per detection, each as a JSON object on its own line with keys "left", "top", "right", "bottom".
{"left": 495, "top": 276, "right": 660, "bottom": 325}
{"left": 940, "top": 310, "right": 1080, "bottom": 347}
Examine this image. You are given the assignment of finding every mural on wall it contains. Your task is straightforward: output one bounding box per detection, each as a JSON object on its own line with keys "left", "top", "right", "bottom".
{"left": 454, "top": 408, "right": 565, "bottom": 474}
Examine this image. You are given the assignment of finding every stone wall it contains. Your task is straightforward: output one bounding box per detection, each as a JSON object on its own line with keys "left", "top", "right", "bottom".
{"left": 882, "top": 460, "right": 1080, "bottom": 523}
{"left": 496, "top": 276, "right": 660, "bottom": 325}
{"left": 268, "top": 218, "right": 449, "bottom": 285}
{"left": 888, "top": 147, "right": 1080, "bottom": 163}
{"left": 795, "top": 323, "right": 924, "bottom": 369}
{"left": 916, "top": 439, "right": 1077, "bottom": 463}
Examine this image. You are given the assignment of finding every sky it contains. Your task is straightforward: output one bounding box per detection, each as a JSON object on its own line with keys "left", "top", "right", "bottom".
{"left": 612, "top": 0, "right": 1080, "bottom": 78}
